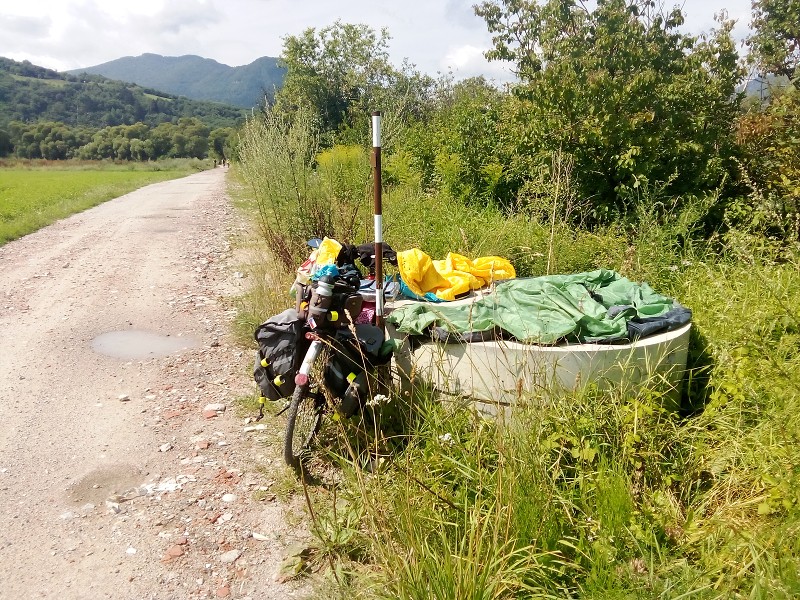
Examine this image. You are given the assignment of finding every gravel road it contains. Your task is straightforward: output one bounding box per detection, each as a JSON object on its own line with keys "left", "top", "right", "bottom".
{"left": 0, "top": 168, "right": 309, "bottom": 599}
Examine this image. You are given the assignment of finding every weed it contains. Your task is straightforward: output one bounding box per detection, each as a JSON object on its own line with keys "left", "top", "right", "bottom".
{"left": 237, "top": 110, "right": 373, "bottom": 274}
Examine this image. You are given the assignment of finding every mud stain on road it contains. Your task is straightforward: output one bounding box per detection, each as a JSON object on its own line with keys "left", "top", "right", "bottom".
{"left": 67, "top": 463, "right": 144, "bottom": 505}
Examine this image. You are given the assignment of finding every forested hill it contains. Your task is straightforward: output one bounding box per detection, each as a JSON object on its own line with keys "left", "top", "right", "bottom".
{"left": 0, "top": 57, "right": 246, "bottom": 130}
{"left": 69, "top": 53, "right": 286, "bottom": 109}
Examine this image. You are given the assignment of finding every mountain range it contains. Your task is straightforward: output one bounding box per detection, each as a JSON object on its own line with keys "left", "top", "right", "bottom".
{"left": 0, "top": 57, "right": 246, "bottom": 130}
{"left": 69, "top": 53, "right": 286, "bottom": 109}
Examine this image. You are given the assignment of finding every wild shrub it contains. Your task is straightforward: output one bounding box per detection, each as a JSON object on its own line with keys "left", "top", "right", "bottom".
{"left": 316, "top": 144, "right": 372, "bottom": 245}
{"left": 237, "top": 109, "right": 321, "bottom": 270}
{"left": 734, "top": 87, "right": 800, "bottom": 243}
{"left": 237, "top": 109, "right": 376, "bottom": 274}
{"left": 474, "top": 0, "right": 743, "bottom": 219}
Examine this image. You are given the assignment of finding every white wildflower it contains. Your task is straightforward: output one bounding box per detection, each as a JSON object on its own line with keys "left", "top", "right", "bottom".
{"left": 366, "top": 394, "right": 390, "bottom": 407}
{"left": 439, "top": 433, "right": 454, "bottom": 446}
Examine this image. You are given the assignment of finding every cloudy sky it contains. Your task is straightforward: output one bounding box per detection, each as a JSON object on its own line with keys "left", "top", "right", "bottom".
{"left": 1, "top": 0, "right": 754, "bottom": 81}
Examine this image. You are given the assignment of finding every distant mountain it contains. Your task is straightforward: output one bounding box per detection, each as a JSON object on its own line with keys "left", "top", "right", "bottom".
{"left": 69, "top": 53, "right": 285, "bottom": 108}
{"left": 742, "top": 74, "right": 792, "bottom": 101}
{"left": 0, "top": 56, "right": 246, "bottom": 129}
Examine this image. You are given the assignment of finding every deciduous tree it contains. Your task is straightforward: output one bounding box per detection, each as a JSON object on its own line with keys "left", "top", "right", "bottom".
{"left": 274, "top": 21, "right": 434, "bottom": 146}
{"left": 275, "top": 21, "right": 394, "bottom": 139}
{"left": 474, "top": 0, "right": 743, "bottom": 217}
{"left": 747, "top": 0, "right": 800, "bottom": 84}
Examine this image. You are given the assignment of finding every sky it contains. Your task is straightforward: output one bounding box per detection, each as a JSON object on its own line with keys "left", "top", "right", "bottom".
{"left": 0, "top": 0, "right": 755, "bottom": 83}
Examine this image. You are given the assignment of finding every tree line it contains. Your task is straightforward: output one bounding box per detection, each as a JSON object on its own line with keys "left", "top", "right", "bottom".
{"left": 0, "top": 56, "right": 244, "bottom": 160}
{"left": 260, "top": 0, "right": 799, "bottom": 236}
{"left": 0, "top": 57, "right": 245, "bottom": 130}
{"left": 0, "top": 119, "right": 236, "bottom": 161}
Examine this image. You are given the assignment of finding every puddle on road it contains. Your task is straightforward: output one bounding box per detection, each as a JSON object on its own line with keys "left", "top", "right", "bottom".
{"left": 91, "top": 330, "right": 198, "bottom": 359}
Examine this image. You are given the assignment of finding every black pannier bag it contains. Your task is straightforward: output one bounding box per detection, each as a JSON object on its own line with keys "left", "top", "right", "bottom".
{"left": 323, "top": 324, "right": 392, "bottom": 417}
{"left": 253, "top": 308, "right": 304, "bottom": 400}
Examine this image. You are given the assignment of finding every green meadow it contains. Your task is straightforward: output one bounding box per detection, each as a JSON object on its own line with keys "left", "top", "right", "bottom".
{"left": 0, "top": 159, "right": 210, "bottom": 245}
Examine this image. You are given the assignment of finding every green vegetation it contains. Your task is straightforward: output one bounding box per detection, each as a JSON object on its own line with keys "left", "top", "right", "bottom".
{"left": 0, "top": 57, "right": 246, "bottom": 130}
{"left": 274, "top": 20, "right": 435, "bottom": 147}
{"left": 230, "top": 1, "right": 800, "bottom": 597}
{"left": 0, "top": 159, "right": 209, "bottom": 244}
{"left": 747, "top": 0, "right": 800, "bottom": 83}
{"left": 0, "top": 57, "right": 244, "bottom": 162}
{"left": 1, "top": 119, "right": 237, "bottom": 162}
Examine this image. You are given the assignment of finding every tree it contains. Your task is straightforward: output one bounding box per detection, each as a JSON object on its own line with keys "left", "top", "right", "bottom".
{"left": 474, "top": 0, "right": 743, "bottom": 217}
{"left": 149, "top": 122, "right": 175, "bottom": 158}
{"left": 273, "top": 21, "right": 433, "bottom": 145}
{"left": 209, "top": 127, "right": 235, "bottom": 160}
{"left": 0, "top": 128, "right": 11, "bottom": 156}
{"left": 401, "top": 77, "right": 508, "bottom": 203}
{"left": 180, "top": 118, "right": 210, "bottom": 158}
{"left": 6, "top": 121, "right": 87, "bottom": 159}
{"left": 112, "top": 136, "right": 132, "bottom": 160}
{"left": 747, "top": 0, "right": 800, "bottom": 84}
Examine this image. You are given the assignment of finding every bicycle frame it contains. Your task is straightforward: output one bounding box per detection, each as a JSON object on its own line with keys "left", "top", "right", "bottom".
{"left": 294, "top": 337, "right": 324, "bottom": 388}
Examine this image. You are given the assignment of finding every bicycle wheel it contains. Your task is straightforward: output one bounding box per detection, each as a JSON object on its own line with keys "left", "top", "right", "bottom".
{"left": 283, "top": 363, "right": 327, "bottom": 471}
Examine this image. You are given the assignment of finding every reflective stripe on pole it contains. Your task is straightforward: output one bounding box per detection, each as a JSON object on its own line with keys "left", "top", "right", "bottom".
{"left": 372, "top": 111, "right": 384, "bottom": 327}
{"left": 372, "top": 112, "right": 381, "bottom": 149}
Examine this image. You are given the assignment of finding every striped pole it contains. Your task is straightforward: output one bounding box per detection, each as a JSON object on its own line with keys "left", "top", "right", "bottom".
{"left": 371, "top": 111, "right": 384, "bottom": 327}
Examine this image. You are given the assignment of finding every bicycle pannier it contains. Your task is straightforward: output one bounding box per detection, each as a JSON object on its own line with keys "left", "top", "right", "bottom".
{"left": 253, "top": 308, "right": 303, "bottom": 400}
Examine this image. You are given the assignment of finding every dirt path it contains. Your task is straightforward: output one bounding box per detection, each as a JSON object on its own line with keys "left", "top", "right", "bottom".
{"left": 0, "top": 168, "right": 310, "bottom": 599}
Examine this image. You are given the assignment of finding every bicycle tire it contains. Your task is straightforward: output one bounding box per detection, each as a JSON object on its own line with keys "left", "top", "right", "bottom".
{"left": 283, "top": 381, "right": 324, "bottom": 472}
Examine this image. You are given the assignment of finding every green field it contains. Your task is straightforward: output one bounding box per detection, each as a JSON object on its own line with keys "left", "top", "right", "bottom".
{"left": 0, "top": 160, "right": 209, "bottom": 245}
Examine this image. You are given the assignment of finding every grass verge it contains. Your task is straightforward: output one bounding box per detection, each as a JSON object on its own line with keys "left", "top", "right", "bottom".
{"left": 231, "top": 113, "right": 800, "bottom": 596}
{"left": 0, "top": 158, "right": 211, "bottom": 245}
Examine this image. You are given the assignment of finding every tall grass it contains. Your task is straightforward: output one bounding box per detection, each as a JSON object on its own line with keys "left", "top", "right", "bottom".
{"left": 237, "top": 109, "right": 372, "bottom": 272}
{"left": 383, "top": 185, "right": 627, "bottom": 278}
{"left": 234, "top": 115, "right": 800, "bottom": 597}
{"left": 298, "top": 242, "right": 800, "bottom": 599}
{"left": 294, "top": 242, "right": 800, "bottom": 598}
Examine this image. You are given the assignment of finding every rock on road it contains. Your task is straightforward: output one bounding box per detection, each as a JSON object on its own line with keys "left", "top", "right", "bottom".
{"left": 0, "top": 169, "right": 309, "bottom": 599}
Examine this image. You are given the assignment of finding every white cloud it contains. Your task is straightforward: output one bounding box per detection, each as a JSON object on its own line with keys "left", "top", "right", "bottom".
{"left": 444, "top": 0, "right": 485, "bottom": 30}
{"left": 130, "top": 0, "right": 222, "bottom": 36}
{"left": 445, "top": 44, "right": 485, "bottom": 69}
{"left": 443, "top": 44, "right": 515, "bottom": 83}
{"left": 0, "top": 0, "right": 759, "bottom": 78}
{"left": 0, "top": 14, "right": 52, "bottom": 39}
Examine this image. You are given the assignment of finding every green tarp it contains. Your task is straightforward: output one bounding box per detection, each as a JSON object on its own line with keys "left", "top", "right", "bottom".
{"left": 387, "top": 269, "right": 676, "bottom": 344}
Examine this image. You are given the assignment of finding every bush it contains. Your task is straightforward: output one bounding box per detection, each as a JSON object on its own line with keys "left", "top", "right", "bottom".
{"left": 237, "top": 110, "right": 375, "bottom": 274}
{"left": 735, "top": 86, "right": 800, "bottom": 242}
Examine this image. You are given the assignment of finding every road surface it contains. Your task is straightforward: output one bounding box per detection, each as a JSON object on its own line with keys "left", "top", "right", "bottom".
{"left": 0, "top": 168, "right": 308, "bottom": 599}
